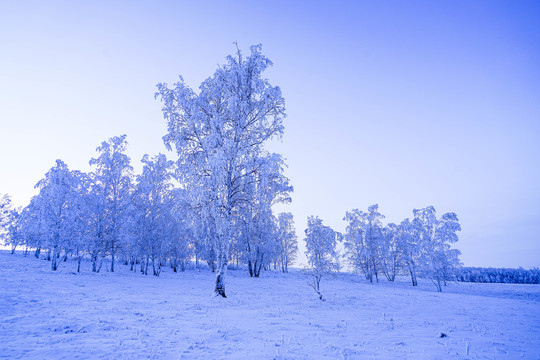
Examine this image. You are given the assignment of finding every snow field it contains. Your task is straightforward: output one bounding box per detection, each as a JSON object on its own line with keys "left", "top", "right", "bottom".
{"left": 1, "top": 252, "right": 539, "bottom": 359}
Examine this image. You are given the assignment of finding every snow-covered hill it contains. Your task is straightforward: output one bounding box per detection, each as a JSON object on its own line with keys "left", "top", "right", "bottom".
{"left": 1, "top": 252, "right": 539, "bottom": 359}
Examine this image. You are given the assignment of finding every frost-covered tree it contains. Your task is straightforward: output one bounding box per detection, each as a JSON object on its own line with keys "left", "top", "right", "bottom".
{"left": 396, "top": 218, "right": 420, "bottom": 286}
{"left": 410, "top": 206, "right": 462, "bottom": 291}
{"left": 343, "top": 205, "right": 385, "bottom": 282}
{"left": 84, "top": 176, "right": 108, "bottom": 272}
{"left": 90, "top": 134, "right": 133, "bottom": 272}
{"left": 364, "top": 205, "right": 385, "bottom": 281}
{"left": 6, "top": 208, "right": 22, "bottom": 254}
{"left": 0, "top": 194, "right": 11, "bottom": 226}
{"left": 275, "top": 212, "right": 297, "bottom": 273}
{"left": 343, "top": 209, "right": 367, "bottom": 277}
{"left": 304, "top": 216, "right": 340, "bottom": 300}
{"left": 68, "top": 177, "right": 92, "bottom": 272}
{"left": 0, "top": 194, "right": 13, "bottom": 246}
{"left": 55, "top": 171, "right": 89, "bottom": 271}
{"left": 17, "top": 197, "right": 43, "bottom": 258}
{"left": 156, "top": 44, "right": 286, "bottom": 297}
{"left": 412, "top": 206, "right": 438, "bottom": 288}
{"left": 14, "top": 170, "right": 89, "bottom": 265}
{"left": 32, "top": 160, "right": 84, "bottom": 270}
{"left": 240, "top": 154, "right": 292, "bottom": 277}
{"left": 422, "top": 211, "right": 462, "bottom": 291}
{"left": 380, "top": 223, "right": 401, "bottom": 281}
{"left": 0, "top": 195, "right": 24, "bottom": 255}
{"left": 130, "top": 153, "right": 175, "bottom": 276}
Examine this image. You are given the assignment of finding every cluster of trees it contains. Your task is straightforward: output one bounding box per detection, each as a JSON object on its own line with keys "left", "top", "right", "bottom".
{"left": 456, "top": 267, "right": 540, "bottom": 284}
{"left": 0, "top": 45, "right": 299, "bottom": 298}
{"left": 304, "top": 205, "right": 462, "bottom": 295}
{"left": 0, "top": 45, "right": 473, "bottom": 299}
{"left": 0, "top": 135, "right": 297, "bottom": 280}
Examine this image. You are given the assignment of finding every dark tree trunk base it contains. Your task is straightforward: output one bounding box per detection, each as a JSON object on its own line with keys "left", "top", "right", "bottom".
{"left": 214, "top": 273, "right": 227, "bottom": 298}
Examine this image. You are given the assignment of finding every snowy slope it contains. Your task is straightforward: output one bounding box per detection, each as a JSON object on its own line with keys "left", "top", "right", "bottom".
{"left": 1, "top": 252, "right": 539, "bottom": 359}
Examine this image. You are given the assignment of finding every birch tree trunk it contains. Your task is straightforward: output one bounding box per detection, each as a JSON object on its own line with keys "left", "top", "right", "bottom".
{"left": 51, "top": 245, "right": 58, "bottom": 271}
{"left": 214, "top": 255, "right": 228, "bottom": 298}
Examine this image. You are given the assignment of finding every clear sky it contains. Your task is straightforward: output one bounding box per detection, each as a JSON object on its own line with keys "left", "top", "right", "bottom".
{"left": 1, "top": 1, "right": 539, "bottom": 268}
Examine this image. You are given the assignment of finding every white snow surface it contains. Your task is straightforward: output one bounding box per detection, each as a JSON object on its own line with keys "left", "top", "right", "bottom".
{"left": 1, "top": 252, "right": 539, "bottom": 359}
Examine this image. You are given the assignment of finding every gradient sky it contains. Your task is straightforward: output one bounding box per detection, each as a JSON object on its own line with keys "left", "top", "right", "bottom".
{"left": 1, "top": 1, "right": 539, "bottom": 268}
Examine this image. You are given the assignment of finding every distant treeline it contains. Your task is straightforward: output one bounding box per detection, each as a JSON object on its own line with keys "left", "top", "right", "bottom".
{"left": 455, "top": 267, "right": 540, "bottom": 284}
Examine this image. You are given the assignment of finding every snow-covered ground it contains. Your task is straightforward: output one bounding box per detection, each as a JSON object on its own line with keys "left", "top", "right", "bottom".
{"left": 1, "top": 252, "right": 539, "bottom": 359}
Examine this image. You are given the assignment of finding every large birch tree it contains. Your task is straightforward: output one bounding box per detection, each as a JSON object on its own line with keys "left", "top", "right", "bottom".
{"left": 156, "top": 44, "right": 286, "bottom": 297}
{"left": 90, "top": 135, "right": 133, "bottom": 272}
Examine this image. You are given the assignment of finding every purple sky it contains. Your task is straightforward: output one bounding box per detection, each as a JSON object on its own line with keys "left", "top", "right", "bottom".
{"left": 1, "top": 1, "right": 539, "bottom": 267}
